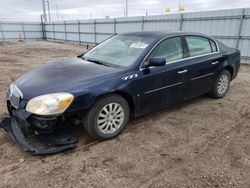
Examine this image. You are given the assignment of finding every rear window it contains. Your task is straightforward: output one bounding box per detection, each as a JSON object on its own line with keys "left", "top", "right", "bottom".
{"left": 186, "top": 36, "right": 212, "bottom": 57}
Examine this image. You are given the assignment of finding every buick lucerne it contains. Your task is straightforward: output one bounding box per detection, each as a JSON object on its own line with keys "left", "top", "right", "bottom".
{"left": 0, "top": 32, "right": 240, "bottom": 154}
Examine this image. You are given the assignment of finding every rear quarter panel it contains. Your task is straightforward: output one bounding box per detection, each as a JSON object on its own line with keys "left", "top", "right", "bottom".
{"left": 218, "top": 42, "right": 241, "bottom": 79}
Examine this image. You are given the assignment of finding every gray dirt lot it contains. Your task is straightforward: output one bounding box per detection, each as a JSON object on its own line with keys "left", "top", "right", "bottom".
{"left": 0, "top": 41, "right": 250, "bottom": 188}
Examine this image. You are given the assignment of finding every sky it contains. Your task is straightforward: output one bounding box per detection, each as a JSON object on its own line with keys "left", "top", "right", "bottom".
{"left": 0, "top": 0, "right": 249, "bottom": 21}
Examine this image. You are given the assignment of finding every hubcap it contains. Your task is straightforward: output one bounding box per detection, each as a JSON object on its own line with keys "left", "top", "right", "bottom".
{"left": 97, "top": 103, "right": 125, "bottom": 134}
{"left": 217, "top": 74, "right": 229, "bottom": 95}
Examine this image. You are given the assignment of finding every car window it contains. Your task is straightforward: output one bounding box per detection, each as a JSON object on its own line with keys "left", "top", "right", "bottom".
{"left": 186, "top": 36, "right": 212, "bottom": 57}
{"left": 150, "top": 37, "right": 183, "bottom": 63}
{"left": 83, "top": 35, "right": 154, "bottom": 68}
{"left": 210, "top": 40, "right": 218, "bottom": 52}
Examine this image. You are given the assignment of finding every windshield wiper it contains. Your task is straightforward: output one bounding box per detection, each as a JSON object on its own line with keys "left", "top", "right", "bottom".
{"left": 85, "top": 58, "right": 110, "bottom": 67}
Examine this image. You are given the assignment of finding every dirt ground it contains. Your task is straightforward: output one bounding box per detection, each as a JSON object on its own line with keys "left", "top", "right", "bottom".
{"left": 0, "top": 41, "right": 250, "bottom": 188}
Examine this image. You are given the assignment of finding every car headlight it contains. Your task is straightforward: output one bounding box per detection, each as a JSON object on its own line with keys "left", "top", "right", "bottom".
{"left": 26, "top": 92, "right": 74, "bottom": 115}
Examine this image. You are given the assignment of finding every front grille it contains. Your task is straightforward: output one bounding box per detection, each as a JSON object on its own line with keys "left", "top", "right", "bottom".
{"left": 9, "top": 84, "right": 23, "bottom": 109}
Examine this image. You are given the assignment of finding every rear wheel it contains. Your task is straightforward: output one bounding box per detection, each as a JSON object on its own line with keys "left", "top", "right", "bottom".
{"left": 210, "top": 70, "right": 231, "bottom": 99}
{"left": 83, "top": 94, "right": 130, "bottom": 140}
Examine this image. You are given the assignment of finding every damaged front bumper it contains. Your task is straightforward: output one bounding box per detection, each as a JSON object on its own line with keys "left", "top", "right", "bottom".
{"left": 0, "top": 109, "right": 78, "bottom": 155}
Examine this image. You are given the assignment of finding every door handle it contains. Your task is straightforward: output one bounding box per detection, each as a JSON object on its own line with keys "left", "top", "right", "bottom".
{"left": 212, "top": 61, "right": 219, "bottom": 65}
{"left": 178, "top": 69, "right": 188, "bottom": 74}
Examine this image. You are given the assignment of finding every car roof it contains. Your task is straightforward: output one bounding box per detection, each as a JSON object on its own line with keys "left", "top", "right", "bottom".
{"left": 119, "top": 31, "right": 215, "bottom": 41}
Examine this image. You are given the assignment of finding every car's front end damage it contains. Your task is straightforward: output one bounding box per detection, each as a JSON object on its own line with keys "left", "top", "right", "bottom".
{"left": 0, "top": 56, "right": 123, "bottom": 155}
{"left": 0, "top": 84, "right": 78, "bottom": 155}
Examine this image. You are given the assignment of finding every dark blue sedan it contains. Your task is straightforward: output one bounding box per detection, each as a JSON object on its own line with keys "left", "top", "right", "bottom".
{"left": 0, "top": 32, "right": 240, "bottom": 154}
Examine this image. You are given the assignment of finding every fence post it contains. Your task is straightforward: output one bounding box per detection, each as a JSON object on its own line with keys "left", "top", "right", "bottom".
{"left": 52, "top": 22, "right": 55, "bottom": 42}
{"left": 114, "top": 18, "right": 116, "bottom": 35}
{"left": 141, "top": 16, "right": 144, "bottom": 31}
{"left": 93, "top": 19, "right": 97, "bottom": 45}
{"left": 21, "top": 22, "right": 26, "bottom": 40}
{"left": 78, "top": 20, "right": 81, "bottom": 44}
{"left": 64, "top": 21, "right": 67, "bottom": 42}
{"left": 40, "top": 15, "right": 46, "bottom": 40}
{"left": 179, "top": 14, "right": 183, "bottom": 31}
{"left": 0, "top": 22, "right": 4, "bottom": 40}
{"left": 236, "top": 8, "right": 245, "bottom": 49}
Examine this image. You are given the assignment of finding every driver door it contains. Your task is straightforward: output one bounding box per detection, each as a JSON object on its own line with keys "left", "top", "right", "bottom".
{"left": 139, "top": 36, "right": 189, "bottom": 114}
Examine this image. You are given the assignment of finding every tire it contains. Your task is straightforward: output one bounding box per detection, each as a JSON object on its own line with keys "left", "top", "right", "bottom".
{"left": 83, "top": 94, "right": 130, "bottom": 140}
{"left": 210, "top": 70, "right": 231, "bottom": 99}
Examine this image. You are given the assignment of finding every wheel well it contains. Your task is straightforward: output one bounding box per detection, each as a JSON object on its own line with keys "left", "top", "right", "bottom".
{"left": 94, "top": 91, "right": 135, "bottom": 116}
{"left": 224, "top": 66, "right": 234, "bottom": 79}
{"left": 112, "top": 91, "right": 134, "bottom": 116}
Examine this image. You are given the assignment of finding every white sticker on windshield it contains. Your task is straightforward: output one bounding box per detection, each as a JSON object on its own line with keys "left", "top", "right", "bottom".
{"left": 130, "top": 42, "right": 148, "bottom": 49}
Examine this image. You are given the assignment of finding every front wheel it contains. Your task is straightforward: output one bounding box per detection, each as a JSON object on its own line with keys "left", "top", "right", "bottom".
{"left": 210, "top": 70, "right": 231, "bottom": 99}
{"left": 83, "top": 94, "right": 130, "bottom": 140}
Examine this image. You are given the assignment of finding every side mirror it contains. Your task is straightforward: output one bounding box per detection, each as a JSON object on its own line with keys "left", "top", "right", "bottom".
{"left": 143, "top": 57, "right": 166, "bottom": 68}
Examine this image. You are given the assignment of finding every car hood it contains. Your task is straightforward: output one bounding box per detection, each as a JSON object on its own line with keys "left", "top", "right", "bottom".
{"left": 14, "top": 57, "right": 123, "bottom": 99}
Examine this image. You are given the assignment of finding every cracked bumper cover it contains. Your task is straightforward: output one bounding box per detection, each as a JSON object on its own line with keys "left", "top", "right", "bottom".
{"left": 0, "top": 110, "right": 78, "bottom": 155}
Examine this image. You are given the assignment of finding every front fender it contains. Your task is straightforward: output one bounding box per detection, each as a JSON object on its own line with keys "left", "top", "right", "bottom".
{"left": 67, "top": 72, "right": 140, "bottom": 115}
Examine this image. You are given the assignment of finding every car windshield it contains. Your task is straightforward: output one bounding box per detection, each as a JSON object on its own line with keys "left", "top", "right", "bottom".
{"left": 83, "top": 35, "right": 154, "bottom": 68}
